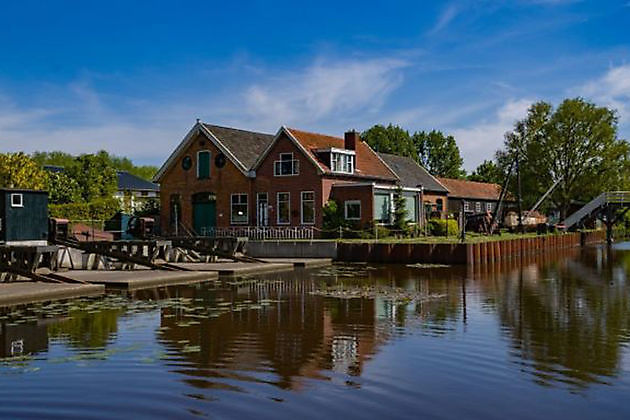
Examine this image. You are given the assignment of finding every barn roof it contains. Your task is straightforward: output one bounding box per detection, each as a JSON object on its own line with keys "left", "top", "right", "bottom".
{"left": 437, "top": 177, "right": 505, "bottom": 200}
{"left": 117, "top": 171, "right": 160, "bottom": 192}
{"left": 377, "top": 153, "right": 448, "bottom": 193}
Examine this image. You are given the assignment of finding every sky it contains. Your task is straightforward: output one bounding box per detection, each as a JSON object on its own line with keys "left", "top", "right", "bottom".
{"left": 1, "top": 0, "right": 629, "bottom": 171}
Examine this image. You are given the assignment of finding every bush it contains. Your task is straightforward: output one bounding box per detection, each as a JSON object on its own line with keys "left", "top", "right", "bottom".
{"left": 428, "top": 218, "right": 459, "bottom": 237}
{"left": 49, "top": 197, "right": 120, "bottom": 222}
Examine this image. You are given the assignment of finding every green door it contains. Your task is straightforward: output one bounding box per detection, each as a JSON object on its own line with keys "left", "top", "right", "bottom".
{"left": 193, "top": 201, "right": 216, "bottom": 235}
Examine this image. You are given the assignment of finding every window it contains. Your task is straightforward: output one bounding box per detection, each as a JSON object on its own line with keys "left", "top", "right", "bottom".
{"left": 374, "top": 193, "right": 391, "bottom": 223}
{"left": 404, "top": 195, "right": 417, "bottom": 222}
{"left": 463, "top": 201, "right": 470, "bottom": 212}
{"left": 331, "top": 152, "right": 354, "bottom": 174}
{"left": 10, "top": 193, "right": 23, "bottom": 208}
{"left": 231, "top": 194, "right": 248, "bottom": 224}
{"left": 301, "top": 191, "right": 315, "bottom": 224}
{"left": 257, "top": 193, "right": 268, "bottom": 226}
{"left": 436, "top": 198, "right": 444, "bottom": 212}
{"left": 277, "top": 192, "right": 290, "bottom": 224}
{"left": 486, "top": 202, "right": 493, "bottom": 212}
{"left": 274, "top": 153, "right": 299, "bottom": 176}
{"left": 475, "top": 202, "right": 481, "bottom": 213}
{"left": 345, "top": 201, "right": 361, "bottom": 220}
{"left": 197, "top": 150, "right": 211, "bottom": 179}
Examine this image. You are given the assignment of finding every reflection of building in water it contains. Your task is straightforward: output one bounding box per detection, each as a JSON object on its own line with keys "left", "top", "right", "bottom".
{"left": 331, "top": 335, "right": 358, "bottom": 374}
{"left": 0, "top": 321, "right": 49, "bottom": 358}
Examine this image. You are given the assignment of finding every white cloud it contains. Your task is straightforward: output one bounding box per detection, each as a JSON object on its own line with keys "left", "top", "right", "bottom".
{"left": 450, "top": 98, "right": 533, "bottom": 171}
{"left": 242, "top": 57, "right": 408, "bottom": 128}
{"left": 578, "top": 64, "right": 630, "bottom": 124}
{"left": 429, "top": 3, "right": 460, "bottom": 35}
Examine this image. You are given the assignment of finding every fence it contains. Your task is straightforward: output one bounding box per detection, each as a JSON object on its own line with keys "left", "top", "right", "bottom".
{"left": 197, "top": 226, "right": 315, "bottom": 240}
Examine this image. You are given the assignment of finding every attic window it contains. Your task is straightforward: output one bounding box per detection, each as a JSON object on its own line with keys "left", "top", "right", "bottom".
{"left": 11, "top": 193, "right": 23, "bottom": 208}
{"left": 331, "top": 152, "right": 354, "bottom": 174}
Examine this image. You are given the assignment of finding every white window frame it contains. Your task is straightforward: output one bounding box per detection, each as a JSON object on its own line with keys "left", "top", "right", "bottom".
{"left": 10, "top": 193, "right": 23, "bottom": 208}
{"left": 344, "top": 200, "right": 361, "bottom": 221}
{"left": 256, "top": 192, "right": 268, "bottom": 226}
{"left": 463, "top": 201, "right": 470, "bottom": 212}
{"left": 330, "top": 152, "right": 355, "bottom": 174}
{"left": 300, "top": 191, "right": 315, "bottom": 225}
{"left": 475, "top": 201, "right": 481, "bottom": 213}
{"left": 277, "top": 192, "right": 290, "bottom": 225}
{"left": 230, "top": 193, "right": 248, "bottom": 225}
{"left": 197, "top": 150, "right": 211, "bottom": 179}
{"left": 274, "top": 153, "right": 299, "bottom": 177}
{"left": 486, "top": 202, "right": 493, "bottom": 212}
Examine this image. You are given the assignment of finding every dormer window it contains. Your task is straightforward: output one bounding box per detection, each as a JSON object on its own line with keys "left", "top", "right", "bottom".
{"left": 274, "top": 153, "right": 299, "bottom": 176}
{"left": 331, "top": 151, "right": 355, "bottom": 174}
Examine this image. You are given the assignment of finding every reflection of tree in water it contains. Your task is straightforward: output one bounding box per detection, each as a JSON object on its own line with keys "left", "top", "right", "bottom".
{"left": 482, "top": 250, "right": 630, "bottom": 390}
{"left": 48, "top": 309, "right": 122, "bottom": 350}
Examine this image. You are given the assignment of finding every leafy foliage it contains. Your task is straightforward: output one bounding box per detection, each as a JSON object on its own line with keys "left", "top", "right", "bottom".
{"left": 468, "top": 160, "right": 504, "bottom": 184}
{"left": 413, "top": 130, "right": 465, "bottom": 178}
{"left": 361, "top": 124, "right": 416, "bottom": 158}
{"left": 322, "top": 200, "right": 346, "bottom": 233}
{"left": 498, "top": 98, "right": 630, "bottom": 218}
{"left": 428, "top": 218, "right": 459, "bottom": 237}
{"left": 46, "top": 171, "right": 81, "bottom": 204}
{"left": 392, "top": 186, "right": 408, "bottom": 232}
{"left": 0, "top": 152, "right": 48, "bottom": 190}
{"left": 48, "top": 197, "right": 120, "bottom": 222}
{"left": 134, "top": 198, "right": 160, "bottom": 217}
{"left": 65, "top": 154, "right": 118, "bottom": 202}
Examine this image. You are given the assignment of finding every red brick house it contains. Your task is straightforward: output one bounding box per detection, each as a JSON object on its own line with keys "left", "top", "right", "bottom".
{"left": 437, "top": 177, "right": 510, "bottom": 215}
{"left": 154, "top": 122, "right": 433, "bottom": 235}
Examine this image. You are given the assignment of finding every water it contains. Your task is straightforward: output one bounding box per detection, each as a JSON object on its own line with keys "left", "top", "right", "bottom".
{"left": 1, "top": 245, "right": 630, "bottom": 419}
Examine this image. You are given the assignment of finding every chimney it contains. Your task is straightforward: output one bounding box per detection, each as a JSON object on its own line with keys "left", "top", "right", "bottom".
{"left": 344, "top": 130, "right": 359, "bottom": 150}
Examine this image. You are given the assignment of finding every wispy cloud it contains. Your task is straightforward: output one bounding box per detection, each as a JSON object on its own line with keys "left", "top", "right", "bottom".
{"left": 429, "top": 3, "right": 461, "bottom": 35}
{"left": 449, "top": 98, "right": 533, "bottom": 171}
{"left": 241, "top": 57, "right": 408, "bottom": 128}
{"left": 577, "top": 63, "right": 630, "bottom": 127}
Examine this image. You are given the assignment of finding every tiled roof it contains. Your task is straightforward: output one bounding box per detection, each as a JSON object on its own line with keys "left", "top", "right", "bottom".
{"left": 203, "top": 124, "right": 275, "bottom": 170}
{"left": 377, "top": 153, "right": 448, "bottom": 193}
{"left": 286, "top": 128, "right": 397, "bottom": 181}
{"left": 437, "top": 177, "right": 504, "bottom": 200}
{"left": 117, "top": 171, "right": 160, "bottom": 192}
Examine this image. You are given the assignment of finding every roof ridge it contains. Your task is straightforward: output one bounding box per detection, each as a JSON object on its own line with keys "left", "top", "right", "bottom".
{"left": 203, "top": 123, "right": 273, "bottom": 136}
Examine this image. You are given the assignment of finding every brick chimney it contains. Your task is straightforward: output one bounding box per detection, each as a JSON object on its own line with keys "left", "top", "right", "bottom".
{"left": 344, "top": 130, "right": 359, "bottom": 150}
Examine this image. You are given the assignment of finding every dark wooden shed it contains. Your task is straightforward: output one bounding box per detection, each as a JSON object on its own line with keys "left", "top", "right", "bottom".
{"left": 0, "top": 189, "right": 49, "bottom": 244}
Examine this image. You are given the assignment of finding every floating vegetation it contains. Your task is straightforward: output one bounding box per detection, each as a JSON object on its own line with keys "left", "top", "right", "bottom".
{"left": 406, "top": 263, "right": 452, "bottom": 269}
{"left": 310, "top": 286, "right": 445, "bottom": 304}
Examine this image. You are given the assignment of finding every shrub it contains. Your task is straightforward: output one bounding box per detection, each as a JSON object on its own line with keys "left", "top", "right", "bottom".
{"left": 49, "top": 197, "right": 120, "bottom": 222}
{"left": 428, "top": 218, "right": 459, "bottom": 237}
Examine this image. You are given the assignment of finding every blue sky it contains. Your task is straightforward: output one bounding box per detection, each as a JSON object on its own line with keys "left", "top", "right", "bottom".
{"left": 1, "top": 0, "right": 629, "bottom": 171}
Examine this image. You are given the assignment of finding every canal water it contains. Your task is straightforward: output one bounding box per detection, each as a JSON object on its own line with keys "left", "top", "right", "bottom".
{"left": 1, "top": 244, "right": 630, "bottom": 419}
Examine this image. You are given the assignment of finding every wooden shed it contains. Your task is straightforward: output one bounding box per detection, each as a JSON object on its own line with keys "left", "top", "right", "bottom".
{"left": 0, "top": 189, "right": 49, "bottom": 244}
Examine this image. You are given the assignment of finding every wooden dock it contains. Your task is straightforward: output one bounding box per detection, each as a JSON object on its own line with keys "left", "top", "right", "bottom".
{"left": 261, "top": 258, "right": 333, "bottom": 268}
{"left": 170, "top": 261, "right": 295, "bottom": 276}
{"left": 60, "top": 270, "right": 218, "bottom": 290}
{"left": 0, "top": 282, "right": 104, "bottom": 307}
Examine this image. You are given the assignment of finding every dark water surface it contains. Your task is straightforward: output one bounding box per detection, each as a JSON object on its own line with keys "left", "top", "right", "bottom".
{"left": 2, "top": 244, "right": 630, "bottom": 419}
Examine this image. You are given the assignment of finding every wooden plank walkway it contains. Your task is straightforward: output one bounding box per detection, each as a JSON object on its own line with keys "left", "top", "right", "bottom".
{"left": 0, "top": 282, "right": 104, "bottom": 307}
{"left": 171, "top": 262, "right": 295, "bottom": 276}
{"left": 62, "top": 270, "right": 217, "bottom": 290}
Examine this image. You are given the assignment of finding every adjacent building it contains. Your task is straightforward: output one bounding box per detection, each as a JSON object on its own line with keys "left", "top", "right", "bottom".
{"left": 154, "top": 121, "right": 511, "bottom": 235}
{"left": 436, "top": 177, "right": 506, "bottom": 215}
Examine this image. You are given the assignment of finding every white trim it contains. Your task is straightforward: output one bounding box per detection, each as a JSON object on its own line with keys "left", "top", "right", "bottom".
{"left": 300, "top": 191, "right": 315, "bottom": 225}
{"left": 10, "top": 193, "right": 23, "bottom": 208}
{"left": 197, "top": 149, "right": 211, "bottom": 179}
{"left": 276, "top": 192, "right": 291, "bottom": 225}
{"left": 273, "top": 152, "right": 299, "bottom": 177}
{"left": 486, "top": 202, "right": 493, "bottom": 212}
{"left": 315, "top": 147, "right": 356, "bottom": 155}
{"left": 475, "top": 201, "right": 482, "bottom": 213}
{"left": 230, "top": 193, "right": 248, "bottom": 225}
{"left": 252, "top": 126, "right": 325, "bottom": 174}
{"left": 344, "top": 200, "right": 361, "bottom": 220}
{"left": 256, "top": 192, "right": 268, "bottom": 226}
{"left": 330, "top": 182, "right": 423, "bottom": 193}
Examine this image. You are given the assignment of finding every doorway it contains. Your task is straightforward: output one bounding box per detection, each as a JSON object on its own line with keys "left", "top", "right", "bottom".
{"left": 257, "top": 193, "right": 268, "bottom": 226}
{"left": 192, "top": 192, "right": 216, "bottom": 235}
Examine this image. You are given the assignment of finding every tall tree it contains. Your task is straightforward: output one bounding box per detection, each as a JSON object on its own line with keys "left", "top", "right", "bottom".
{"left": 0, "top": 153, "right": 48, "bottom": 190}
{"left": 66, "top": 154, "right": 118, "bottom": 202}
{"left": 500, "top": 98, "right": 630, "bottom": 219}
{"left": 361, "top": 124, "right": 416, "bottom": 159}
{"left": 412, "top": 130, "right": 465, "bottom": 178}
{"left": 468, "top": 160, "right": 504, "bottom": 184}
{"left": 46, "top": 171, "right": 81, "bottom": 204}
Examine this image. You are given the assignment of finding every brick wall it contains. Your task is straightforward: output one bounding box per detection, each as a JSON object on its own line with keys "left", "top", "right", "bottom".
{"left": 158, "top": 132, "right": 253, "bottom": 233}
{"left": 254, "top": 133, "right": 324, "bottom": 227}
{"left": 330, "top": 184, "right": 374, "bottom": 227}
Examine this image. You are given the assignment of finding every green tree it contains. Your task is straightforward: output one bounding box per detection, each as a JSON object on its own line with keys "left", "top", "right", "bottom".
{"left": 66, "top": 154, "right": 118, "bottom": 202}
{"left": 31, "top": 151, "right": 76, "bottom": 168}
{"left": 468, "top": 160, "right": 504, "bottom": 184}
{"left": 412, "top": 130, "right": 465, "bottom": 178}
{"left": 46, "top": 171, "right": 81, "bottom": 204}
{"left": 500, "top": 98, "right": 630, "bottom": 219}
{"left": 0, "top": 152, "right": 48, "bottom": 190}
{"left": 361, "top": 124, "right": 416, "bottom": 158}
{"left": 392, "top": 186, "right": 408, "bottom": 233}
